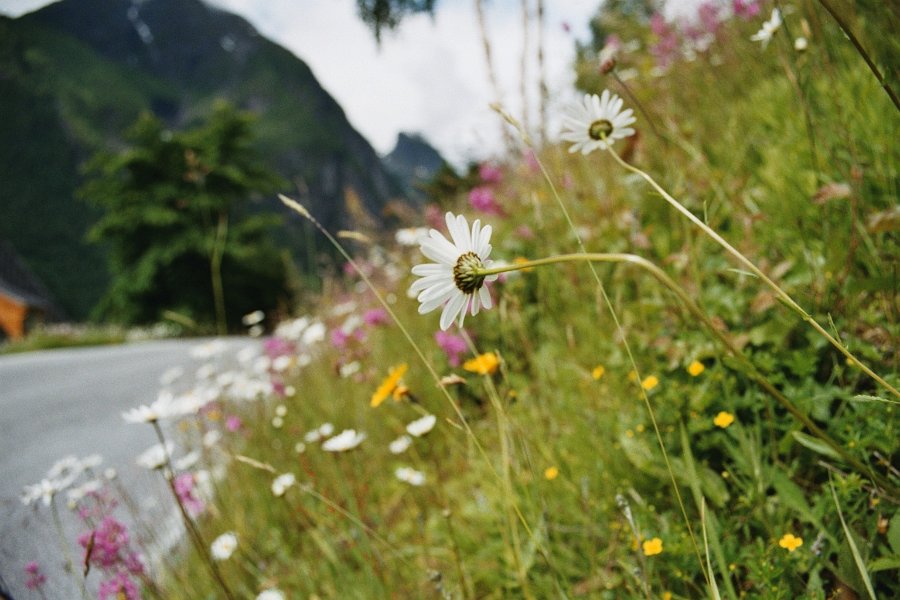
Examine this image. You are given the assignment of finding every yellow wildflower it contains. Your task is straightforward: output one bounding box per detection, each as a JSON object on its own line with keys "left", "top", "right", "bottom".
{"left": 688, "top": 360, "right": 705, "bottom": 376}
{"left": 543, "top": 466, "right": 559, "bottom": 480}
{"left": 713, "top": 411, "right": 735, "bottom": 429}
{"left": 591, "top": 364, "right": 606, "bottom": 380}
{"left": 778, "top": 533, "right": 803, "bottom": 552}
{"left": 391, "top": 384, "right": 409, "bottom": 402}
{"left": 513, "top": 257, "right": 534, "bottom": 272}
{"left": 641, "top": 375, "right": 659, "bottom": 391}
{"left": 463, "top": 352, "right": 500, "bottom": 375}
{"left": 663, "top": 593, "right": 673, "bottom": 600}
{"left": 642, "top": 537, "right": 663, "bottom": 556}
{"left": 370, "top": 363, "right": 408, "bottom": 407}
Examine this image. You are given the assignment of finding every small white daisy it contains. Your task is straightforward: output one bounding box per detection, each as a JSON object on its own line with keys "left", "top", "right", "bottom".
{"left": 322, "top": 429, "right": 366, "bottom": 452}
{"left": 560, "top": 90, "right": 636, "bottom": 154}
{"left": 395, "top": 466, "right": 426, "bottom": 486}
{"left": 406, "top": 414, "right": 437, "bottom": 438}
{"left": 242, "top": 310, "right": 265, "bottom": 326}
{"left": 135, "top": 442, "right": 174, "bottom": 470}
{"left": 122, "top": 391, "right": 176, "bottom": 424}
{"left": 410, "top": 212, "right": 498, "bottom": 331}
{"left": 751, "top": 8, "right": 782, "bottom": 49}
{"left": 271, "top": 473, "right": 296, "bottom": 497}
{"left": 256, "top": 590, "right": 285, "bottom": 600}
{"left": 389, "top": 435, "right": 413, "bottom": 455}
{"left": 210, "top": 531, "right": 238, "bottom": 560}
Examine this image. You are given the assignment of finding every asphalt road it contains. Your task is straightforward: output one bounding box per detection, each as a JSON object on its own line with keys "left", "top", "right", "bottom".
{"left": 0, "top": 338, "right": 251, "bottom": 598}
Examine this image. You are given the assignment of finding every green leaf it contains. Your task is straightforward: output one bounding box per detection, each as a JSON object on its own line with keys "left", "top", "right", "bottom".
{"left": 868, "top": 556, "right": 900, "bottom": 573}
{"left": 889, "top": 512, "right": 900, "bottom": 556}
{"left": 791, "top": 431, "right": 842, "bottom": 461}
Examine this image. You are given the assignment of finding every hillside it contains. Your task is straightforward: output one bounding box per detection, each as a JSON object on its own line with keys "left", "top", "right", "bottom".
{"left": 0, "top": 0, "right": 405, "bottom": 319}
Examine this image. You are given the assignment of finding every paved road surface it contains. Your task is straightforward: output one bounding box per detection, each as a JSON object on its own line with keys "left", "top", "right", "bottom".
{"left": 0, "top": 338, "right": 251, "bottom": 598}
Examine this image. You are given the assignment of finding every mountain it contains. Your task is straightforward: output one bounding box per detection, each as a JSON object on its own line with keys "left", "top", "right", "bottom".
{"left": 0, "top": 0, "right": 405, "bottom": 319}
{"left": 383, "top": 132, "right": 446, "bottom": 203}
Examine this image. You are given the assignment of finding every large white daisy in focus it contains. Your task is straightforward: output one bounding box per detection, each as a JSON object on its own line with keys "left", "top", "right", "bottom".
{"left": 561, "top": 90, "right": 636, "bottom": 154}
{"left": 410, "top": 212, "right": 498, "bottom": 331}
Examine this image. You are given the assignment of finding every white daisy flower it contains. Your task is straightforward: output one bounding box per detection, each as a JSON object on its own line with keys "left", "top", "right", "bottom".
{"left": 242, "top": 310, "right": 265, "bottom": 326}
{"left": 410, "top": 212, "right": 498, "bottom": 331}
{"left": 560, "top": 90, "right": 636, "bottom": 154}
{"left": 271, "top": 473, "right": 296, "bottom": 497}
{"left": 136, "top": 442, "right": 174, "bottom": 470}
{"left": 21, "top": 479, "right": 58, "bottom": 507}
{"left": 395, "top": 227, "right": 429, "bottom": 247}
{"left": 211, "top": 531, "right": 238, "bottom": 560}
{"left": 256, "top": 590, "right": 285, "bottom": 600}
{"left": 395, "top": 466, "right": 426, "bottom": 486}
{"left": 322, "top": 429, "right": 366, "bottom": 452}
{"left": 751, "top": 8, "right": 782, "bottom": 49}
{"left": 406, "top": 414, "right": 437, "bottom": 438}
{"left": 389, "top": 435, "right": 412, "bottom": 455}
{"left": 173, "top": 451, "right": 200, "bottom": 471}
{"left": 122, "top": 391, "right": 176, "bottom": 424}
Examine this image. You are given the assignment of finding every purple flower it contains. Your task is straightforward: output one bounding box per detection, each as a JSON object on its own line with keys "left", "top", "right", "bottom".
{"left": 80, "top": 517, "right": 129, "bottom": 569}
{"left": 263, "top": 336, "right": 295, "bottom": 359}
{"left": 24, "top": 561, "right": 46, "bottom": 590}
{"left": 98, "top": 572, "right": 141, "bottom": 600}
{"left": 469, "top": 186, "right": 501, "bottom": 215}
{"left": 733, "top": 0, "right": 761, "bottom": 19}
{"left": 363, "top": 308, "right": 390, "bottom": 327}
{"left": 174, "top": 473, "right": 205, "bottom": 518}
{"left": 330, "top": 328, "right": 350, "bottom": 349}
{"left": 225, "top": 415, "right": 242, "bottom": 432}
{"left": 435, "top": 330, "right": 468, "bottom": 367}
{"left": 478, "top": 162, "right": 503, "bottom": 184}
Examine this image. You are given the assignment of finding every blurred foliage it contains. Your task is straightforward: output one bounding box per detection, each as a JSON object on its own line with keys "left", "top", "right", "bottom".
{"left": 356, "top": 0, "right": 437, "bottom": 42}
{"left": 79, "top": 104, "right": 291, "bottom": 328}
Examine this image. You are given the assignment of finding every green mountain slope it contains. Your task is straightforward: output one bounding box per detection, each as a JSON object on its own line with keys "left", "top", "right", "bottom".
{"left": 0, "top": 0, "right": 405, "bottom": 319}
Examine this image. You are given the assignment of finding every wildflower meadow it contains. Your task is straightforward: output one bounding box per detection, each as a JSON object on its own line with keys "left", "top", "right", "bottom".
{"left": 11, "top": 1, "right": 899, "bottom": 598}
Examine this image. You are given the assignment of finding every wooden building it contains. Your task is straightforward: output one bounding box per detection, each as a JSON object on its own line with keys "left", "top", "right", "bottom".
{"left": 0, "top": 241, "right": 59, "bottom": 340}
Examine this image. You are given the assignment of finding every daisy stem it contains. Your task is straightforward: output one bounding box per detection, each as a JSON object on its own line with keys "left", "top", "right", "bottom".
{"left": 476, "top": 254, "right": 897, "bottom": 495}
{"left": 278, "top": 195, "right": 552, "bottom": 568}
{"left": 604, "top": 146, "right": 900, "bottom": 400}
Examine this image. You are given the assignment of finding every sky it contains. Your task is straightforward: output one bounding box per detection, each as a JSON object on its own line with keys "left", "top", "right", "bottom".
{"left": 1, "top": 0, "right": 604, "bottom": 166}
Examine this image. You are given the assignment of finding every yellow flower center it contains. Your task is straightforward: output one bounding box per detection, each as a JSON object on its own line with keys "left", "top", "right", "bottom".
{"left": 453, "top": 251, "right": 487, "bottom": 294}
{"left": 589, "top": 119, "right": 614, "bottom": 140}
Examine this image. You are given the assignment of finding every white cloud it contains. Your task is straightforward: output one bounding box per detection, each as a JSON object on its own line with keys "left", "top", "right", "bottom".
{"left": 208, "top": 0, "right": 600, "bottom": 165}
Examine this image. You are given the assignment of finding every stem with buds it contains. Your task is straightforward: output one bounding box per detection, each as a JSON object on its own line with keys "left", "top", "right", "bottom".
{"left": 477, "top": 253, "right": 897, "bottom": 495}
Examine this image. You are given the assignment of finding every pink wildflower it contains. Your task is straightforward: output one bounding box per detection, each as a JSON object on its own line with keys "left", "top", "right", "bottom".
{"left": 425, "top": 204, "right": 445, "bottom": 230}
{"left": 80, "top": 517, "right": 129, "bottom": 569}
{"left": 469, "top": 186, "right": 502, "bottom": 215}
{"left": 24, "top": 561, "right": 46, "bottom": 590}
{"left": 478, "top": 162, "right": 503, "bottom": 184}
{"left": 363, "top": 308, "right": 390, "bottom": 327}
{"left": 98, "top": 573, "right": 140, "bottom": 600}
{"left": 174, "top": 473, "right": 205, "bottom": 517}
{"left": 225, "top": 415, "right": 242, "bottom": 432}
{"left": 435, "top": 330, "right": 468, "bottom": 367}
{"left": 330, "top": 328, "right": 350, "bottom": 349}
{"left": 733, "top": 0, "right": 761, "bottom": 19}
{"left": 263, "top": 336, "right": 295, "bottom": 359}
{"left": 516, "top": 225, "right": 534, "bottom": 240}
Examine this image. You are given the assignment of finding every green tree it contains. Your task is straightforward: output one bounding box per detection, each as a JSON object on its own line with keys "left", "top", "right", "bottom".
{"left": 80, "top": 103, "right": 289, "bottom": 332}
